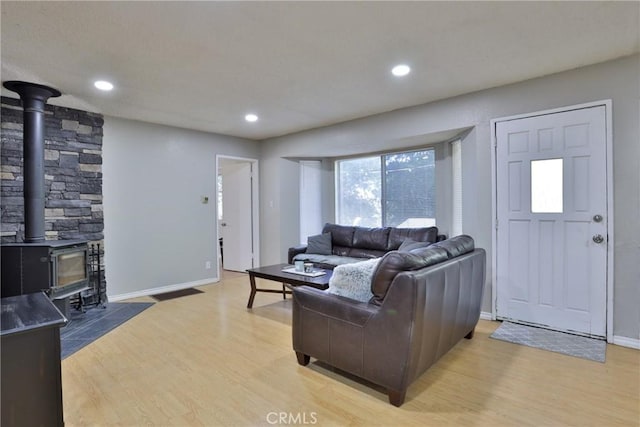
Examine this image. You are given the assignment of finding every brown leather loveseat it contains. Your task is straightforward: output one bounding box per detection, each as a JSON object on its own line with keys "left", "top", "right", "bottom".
{"left": 291, "top": 235, "right": 485, "bottom": 406}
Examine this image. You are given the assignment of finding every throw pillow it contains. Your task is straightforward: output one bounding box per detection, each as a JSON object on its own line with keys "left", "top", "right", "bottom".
{"left": 328, "top": 258, "right": 380, "bottom": 303}
{"left": 307, "top": 232, "right": 332, "bottom": 255}
{"left": 398, "top": 238, "right": 432, "bottom": 252}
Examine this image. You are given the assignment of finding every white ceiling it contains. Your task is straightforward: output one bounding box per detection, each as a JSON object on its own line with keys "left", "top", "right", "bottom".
{"left": 1, "top": 1, "right": 638, "bottom": 140}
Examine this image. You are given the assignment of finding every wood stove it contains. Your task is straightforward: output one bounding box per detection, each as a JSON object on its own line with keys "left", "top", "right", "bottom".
{"left": 1, "top": 240, "right": 90, "bottom": 299}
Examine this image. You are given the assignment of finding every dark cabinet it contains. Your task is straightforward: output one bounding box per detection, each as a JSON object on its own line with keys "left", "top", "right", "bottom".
{"left": 1, "top": 292, "right": 67, "bottom": 426}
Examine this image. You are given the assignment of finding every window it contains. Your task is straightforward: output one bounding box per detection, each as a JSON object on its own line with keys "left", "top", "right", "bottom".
{"left": 299, "top": 160, "right": 323, "bottom": 243}
{"left": 451, "top": 139, "right": 463, "bottom": 235}
{"left": 531, "top": 158, "right": 563, "bottom": 213}
{"left": 217, "top": 174, "right": 223, "bottom": 220}
{"left": 337, "top": 156, "right": 381, "bottom": 227}
{"left": 336, "top": 148, "right": 435, "bottom": 227}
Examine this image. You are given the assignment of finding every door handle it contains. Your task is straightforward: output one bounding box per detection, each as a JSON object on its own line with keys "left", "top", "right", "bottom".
{"left": 593, "top": 214, "right": 603, "bottom": 223}
{"left": 592, "top": 234, "right": 604, "bottom": 244}
{"left": 221, "top": 222, "right": 227, "bottom": 227}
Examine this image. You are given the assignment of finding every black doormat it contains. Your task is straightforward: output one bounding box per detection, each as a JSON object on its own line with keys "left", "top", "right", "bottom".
{"left": 151, "top": 287, "right": 204, "bottom": 301}
{"left": 61, "top": 302, "right": 154, "bottom": 359}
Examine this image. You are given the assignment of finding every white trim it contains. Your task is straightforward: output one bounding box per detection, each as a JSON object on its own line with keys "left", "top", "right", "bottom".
{"left": 490, "top": 100, "right": 614, "bottom": 342}
{"left": 107, "top": 277, "right": 219, "bottom": 302}
{"left": 490, "top": 100, "right": 613, "bottom": 123}
{"left": 612, "top": 336, "right": 640, "bottom": 350}
{"left": 490, "top": 117, "right": 498, "bottom": 320}
{"left": 216, "top": 155, "right": 260, "bottom": 270}
{"left": 451, "top": 139, "right": 463, "bottom": 236}
{"left": 604, "top": 100, "right": 614, "bottom": 344}
{"left": 480, "top": 311, "right": 493, "bottom": 321}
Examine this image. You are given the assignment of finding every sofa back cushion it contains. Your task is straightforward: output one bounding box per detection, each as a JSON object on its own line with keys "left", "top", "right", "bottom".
{"left": 347, "top": 226, "right": 391, "bottom": 258}
{"left": 352, "top": 227, "right": 390, "bottom": 251}
{"left": 398, "top": 238, "right": 433, "bottom": 252}
{"left": 387, "top": 227, "right": 439, "bottom": 250}
{"left": 323, "top": 223, "right": 355, "bottom": 256}
{"left": 430, "top": 234, "right": 475, "bottom": 258}
{"left": 370, "top": 247, "right": 449, "bottom": 305}
{"left": 322, "top": 223, "right": 354, "bottom": 246}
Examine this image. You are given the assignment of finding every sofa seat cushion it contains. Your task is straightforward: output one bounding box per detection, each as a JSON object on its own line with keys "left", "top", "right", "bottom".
{"left": 293, "top": 253, "right": 368, "bottom": 267}
{"left": 347, "top": 247, "right": 388, "bottom": 259}
{"left": 327, "top": 258, "right": 381, "bottom": 303}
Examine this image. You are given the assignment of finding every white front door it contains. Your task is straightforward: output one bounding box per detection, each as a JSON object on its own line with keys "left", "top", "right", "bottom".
{"left": 495, "top": 105, "right": 608, "bottom": 337}
{"left": 220, "top": 160, "right": 254, "bottom": 272}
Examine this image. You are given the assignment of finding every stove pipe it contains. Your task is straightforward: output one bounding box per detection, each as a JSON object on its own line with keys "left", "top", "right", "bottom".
{"left": 3, "top": 81, "right": 61, "bottom": 243}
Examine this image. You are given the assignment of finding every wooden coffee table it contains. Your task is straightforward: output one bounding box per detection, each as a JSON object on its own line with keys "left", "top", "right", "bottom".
{"left": 246, "top": 263, "right": 332, "bottom": 308}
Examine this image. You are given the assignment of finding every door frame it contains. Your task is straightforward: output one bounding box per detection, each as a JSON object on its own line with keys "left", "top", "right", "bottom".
{"left": 490, "top": 100, "right": 614, "bottom": 342}
{"left": 215, "top": 155, "right": 260, "bottom": 271}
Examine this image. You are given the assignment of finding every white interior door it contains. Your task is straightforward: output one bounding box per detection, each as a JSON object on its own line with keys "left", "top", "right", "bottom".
{"left": 495, "top": 105, "right": 608, "bottom": 338}
{"left": 220, "top": 160, "right": 254, "bottom": 272}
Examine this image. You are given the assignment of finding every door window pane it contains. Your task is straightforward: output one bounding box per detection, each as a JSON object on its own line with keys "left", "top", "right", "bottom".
{"left": 531, "top": 158, "right": 563, "bottom": 213}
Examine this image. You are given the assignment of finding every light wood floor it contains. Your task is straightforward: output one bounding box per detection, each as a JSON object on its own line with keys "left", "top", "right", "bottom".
{"left": 61, "top": 270, "right": 640, "bottom": 426}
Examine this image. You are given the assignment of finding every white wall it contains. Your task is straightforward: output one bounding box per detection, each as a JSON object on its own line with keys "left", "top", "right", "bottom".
{"left": 259, "top": 54, "right": 640, "bottom": 340}
{"left": 103, "top": 117, "right": 259, "bottom": 300}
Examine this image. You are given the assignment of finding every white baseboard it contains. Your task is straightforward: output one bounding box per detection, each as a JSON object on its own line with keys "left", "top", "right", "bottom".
{"left": 480, "top": 311, "right": 493, "bottom": 321}
{"left": 108, "top": 277, "right": 219, "bottom": 302}
{"left": 612, "top": 335, "right": 640, "bottom": 350}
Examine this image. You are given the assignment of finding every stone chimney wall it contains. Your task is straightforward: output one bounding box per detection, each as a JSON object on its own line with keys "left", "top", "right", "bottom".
{"left": 1, "top": 96, "right": 105, "bottom": 245}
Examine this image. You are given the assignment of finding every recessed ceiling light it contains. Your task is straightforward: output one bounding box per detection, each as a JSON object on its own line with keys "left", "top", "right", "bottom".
{"left": 94, "top": 80, "right": 114, "bottom": 91}
{"left": 245, "top": 113, "right": 258, "bottom": 122}
{"left": 391, "top": 64, "right": 411, "bottom": 77}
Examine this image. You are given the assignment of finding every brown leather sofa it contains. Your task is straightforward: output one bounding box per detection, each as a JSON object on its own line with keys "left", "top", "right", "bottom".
{"left": 288, "top": 223, "right": 445, "bottom": 269}
{"left": 291, "top": 235, "right": 485, "bottom": 406}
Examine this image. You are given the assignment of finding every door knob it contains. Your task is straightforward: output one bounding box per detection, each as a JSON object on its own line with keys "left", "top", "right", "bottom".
{"left": 592, "top": 234, "right": 604, "bottom": 244}
{"left": 593, "top": 214, "right": 603, "bottom": 223}
{"left": 221, "top": 222, "right": 227, "bottom": 227}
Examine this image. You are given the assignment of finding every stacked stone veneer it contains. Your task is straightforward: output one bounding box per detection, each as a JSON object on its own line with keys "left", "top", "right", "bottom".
{"left": 1, "top": 96, "right": 105, "bottom": 247}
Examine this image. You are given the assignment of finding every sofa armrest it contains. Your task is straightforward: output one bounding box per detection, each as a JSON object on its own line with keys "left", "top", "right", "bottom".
{"left": 288, "top": 244, "right": 308, "bottom": 264}
{"left": 291, "top": 286, "right": 378, "bottom": 327}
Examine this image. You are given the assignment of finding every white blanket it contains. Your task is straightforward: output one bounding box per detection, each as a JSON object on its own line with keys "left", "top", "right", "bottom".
{"left": 328, "top": 258, "right": 380, "bottom": 303}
